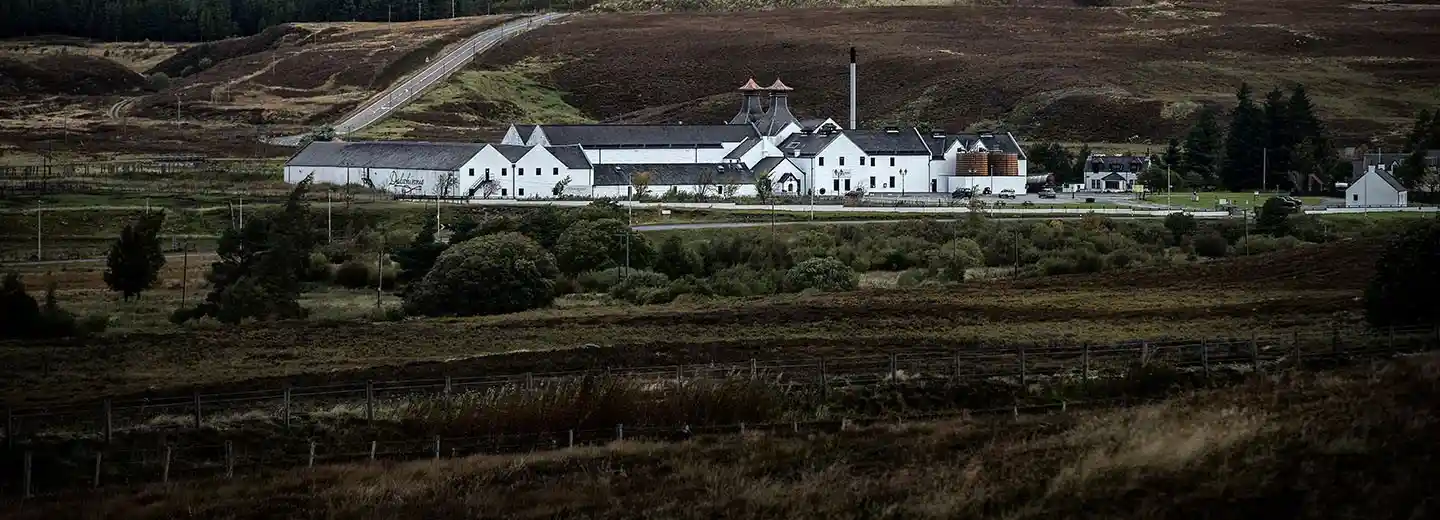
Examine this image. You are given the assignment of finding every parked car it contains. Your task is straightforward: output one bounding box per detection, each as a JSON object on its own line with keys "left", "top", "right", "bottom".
{"left": 997, "top": 189, "right": 1017, "bottom": 199}
{"left": 951, "top": 187, "right": 973, "bottom": 199}
{"left": 982, "top": 187, "right": 993, "bottom": 195}
{"left": 1037, "top": 187, "right": 1057, "bottom": 199}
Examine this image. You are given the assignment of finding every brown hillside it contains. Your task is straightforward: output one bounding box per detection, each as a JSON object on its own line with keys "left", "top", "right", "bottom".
{"left": 478, "top": 0, "right": 1440, "bottom": 143}
{"left": 0, "top": 54, "right": 144, "bottom": 96}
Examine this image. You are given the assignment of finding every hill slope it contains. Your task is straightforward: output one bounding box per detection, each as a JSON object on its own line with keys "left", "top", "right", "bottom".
{"left": 452, "top": 0, "right": 1440, "bottom": 144}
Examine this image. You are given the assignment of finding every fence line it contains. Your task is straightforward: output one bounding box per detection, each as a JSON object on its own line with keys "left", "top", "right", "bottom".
{"left": 4, "top": 324, "right": 1437, "bottom": 446}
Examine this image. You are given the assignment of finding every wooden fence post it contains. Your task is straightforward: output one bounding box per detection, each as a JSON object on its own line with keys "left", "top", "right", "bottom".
{"left": 889, "top": 353, "right": 898, "bottom": 382}
{"left": 1201, "top": 339, "right": 1210, "bottom": 380}
{"left": 616, "top": 424, "right": 624, "bottom": 442}
{"left": 433, "top": 436, "right": 441, "bottom": 461}
{"left": 365, "top": 381, "right": 375, "bottom": 421}
{"left": 818, "top": 357, "right": 828, "bottom": 399}
{"left": 1018, "top": 345, "right": 1027, "bottom": 387}
{"left": 525, "top": 372, "right": 534, "bottom": 391}
{"left": 675, "top": 365, "right": 683, "bottom": 386}
{"left": 283, "top": 385, "right": 292, "bottom": 430}
{"left": 224, "top": 441, "right": 234, "bottom": 479}
{"left": 1140, "top": 341, "right": 1149, "bottom": 366}
{"left": 1388, "top": 326, "right": 1395, "bottom": 351}
{"left": 1082, "top": 343, "right": 1091, "bottom": 392}
{"left": 1250, "top": 333, "right": 1260, "bottom": 373}
{"left": 308, "top": 440, "right": 316, "bottom": 468}
{"left": 749, "top": 359, "right": 757, "bottom": 380}
{"left": 444, "top": 375, "right": 453, "bottom": 396}
{"left": 92, "top": 452, "right": 103, "bottom": 489}
{"left": 162, "top": 445, "right": 172, "bottom": 483}
{"left": 953, "top": 350, "right": 961, "bottom": 380}
{"left": 193, "top": 390, "right": 202, "bottom": 430}
{"left": 1332, "top": 324, "right": 1340, "bottom": 359}
{"left": 567, "top": 429, "right": 574, "bottom": 449}
{"left": 739, "top": 422, "right": 746, "bottom": 436}
{"left": 1292, "top": 330, "right": 1301, "bottom": 370}
{"left": 23, "top": 451, "right": 32, "bottom": 499}
{"left": 102, "top": 399, "right": 112, "bottom": 444}
{"left": 370, "top": 441, "right": 377, "bottom": 461}
{"left": 4, "top": 406, "right": 12, "bottom": 451}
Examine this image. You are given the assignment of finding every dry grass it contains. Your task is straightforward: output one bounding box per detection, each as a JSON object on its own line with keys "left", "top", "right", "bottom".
{"left": 15, "top": 353, "right": 1436, "bottom": 519}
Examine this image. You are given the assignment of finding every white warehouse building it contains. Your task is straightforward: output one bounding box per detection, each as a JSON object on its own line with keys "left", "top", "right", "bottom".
{"left": 284, "top": 78, "right": 1032, "bottom": 198}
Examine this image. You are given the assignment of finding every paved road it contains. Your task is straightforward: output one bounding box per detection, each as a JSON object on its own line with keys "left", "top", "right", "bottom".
{"left": 631, "top": 215, "right": 1188, "bottom": 232}
{"left": 267, "top": 12, "right": 567, "bottom": 146}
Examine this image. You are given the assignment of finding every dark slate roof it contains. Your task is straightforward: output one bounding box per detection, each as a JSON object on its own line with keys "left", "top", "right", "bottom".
{"left": 798, "top": 119, "right": 830, "bottom": 132}
{"left": 777, "top": 131, "right": 840, "bottom": 157}
{"left": 1352, "top": 168, "right": 1408, "bottom": 192}
{"left": 724, "top": 137, "right": 760, "bottom": 160}
{"left": 1350, "top": 151, "right": 1438, "bottom": 179}
{"left": 491, "top": 144, "right": 532, "bottom": 163}
{"left": 593, "top": 163, "right": 754, "bottom": 186}
{"left": 921, "top": 132, "right": 1026, "bottom": 159}
{"left": 845, "top": 129, "right": 930, "bottom": 156}
{"left": 1100, "top": 173, "right": 1128, "bottom": 181}
{"left": 1088, "top": 155, "right": 1149, "bottom": 166}
{"left": 286, "top": 141, "right": 483, "bottom": 170}
{"left": 537, "top": 124, "right": 757, "bottom": 148}
{"left": 516, "top": 124, "right": 537, "bottom": 142}
{"left": 545, "top": 145, "right": 591, "bottom": 169}
{"left": 751, "top": 156, "right": 800, "bottom": 176}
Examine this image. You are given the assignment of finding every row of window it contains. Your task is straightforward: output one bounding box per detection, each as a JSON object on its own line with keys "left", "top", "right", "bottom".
{"left": 469, "top": 167, "right": 563, "bottom": 177}
{"left": 867, "top": 176, "right": 898, "bottom": 189}
{"left": 816, "top": 157, "right": 896, "bottom": 167}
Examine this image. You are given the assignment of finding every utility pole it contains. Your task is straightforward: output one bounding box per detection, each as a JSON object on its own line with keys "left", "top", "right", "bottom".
{"left": 625, "top": 173, "right": 633, "bottom": 281}
{"left": 376, "top": 238, "right": 384, "bottom": 312}
{"left": 1262, "top": 147, "right": 1268, "bottom": 193}
{"left": 1166, "top": 163, "right": 1172, "bottom": 207}
{"left": 238, "top": 197, "right": 244, "bottom": 229}
{"left": 180, "top": 243, "right": 189, "bottom": 308}
{"left": 327, "top": 190, "right": 333, "bottom": 243}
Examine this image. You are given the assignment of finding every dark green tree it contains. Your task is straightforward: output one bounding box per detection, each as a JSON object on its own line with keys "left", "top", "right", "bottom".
{"left": 784, "top": 257, "right": 858, "bottom": 293}
{"left": 103, "top": 210, "right": 167, "bottom": 301}
{"left": 1183, "top": 107, "right": 1223, "bottom": 186}
{"left": 179, "top": 174, "right": 316, "bottom": 324}
{"left": 516, "top": 206, "right": 576, "bottom": 250}
{"left": 655, "top": 235, "right": 702, "bottom": 279}
{"left": 1221, "top": 83, "right": 1266, "bottom": 190}
{"left": 0, "top": 273, "right": 40, "bottom": 338}
{"left": 403, "top": 232, "right": 559, "bottom": 317}
{"left": 553, "top": 218, "right": 653, "bottom": 276}
{"left": 1256, "top": 197, "right": 1300, "bottom": 236}
{"left": 1163, "top": 212, "right": 1197, "bottom": 245}
{"left": 1364, "top": 221, "right": 1440, "bottom": 328}
{"left": 1395, "top": 110, "right": 1437, "bottom": 189}
{"left": 1163, "top": 138, "right": 1182, "bottom": 171}
{"left": 1071, "top": 143, "right": 1092, "bottom": 185}
{"left": 1024, "top": 142, "right": 1077, "bottom": 183}
{"left": 1262, "top": 87, "right": 1293, "bottom": 188}
{"left": 1286, "top": 84, "right": 1338, "bottom": 186}
{"left": 389, "top": 218, "right": 448, "bottom": 284}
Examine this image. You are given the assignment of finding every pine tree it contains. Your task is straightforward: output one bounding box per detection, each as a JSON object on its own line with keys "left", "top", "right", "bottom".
{"left": 1072, "top": 143, "right": 1092, "bottom": 185}
{"left": 1163, "top": 138, "right": 1181, "bottom": 171}
{"left": 1221, "top": 83, "right": 1266, "bottom": 191}
{"left": 391, "top": 218, "right": 449, "bottom": 284}
{"left": 1262, "top": 87, "right": 1293, "bottom": 188}
{"left": 1286, "top": 84, "right": 1338, "bottom": 185}
{"left": 1395, "top": 109, "right": 1437, "bottom": 188}
{"left": 104, "top": 210, "right": 168, "bottom": 301}
{"left": 1183, "top": 107, "right": 1223, "bottom": 187}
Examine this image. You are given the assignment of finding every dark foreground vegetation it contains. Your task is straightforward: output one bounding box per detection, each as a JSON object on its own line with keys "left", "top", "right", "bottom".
{"left": 7, "top": 352, "right": 1436, "bottom": 519}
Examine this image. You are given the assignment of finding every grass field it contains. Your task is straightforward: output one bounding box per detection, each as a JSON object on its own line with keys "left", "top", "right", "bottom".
{"left": 1144, "top": 191, "right": 1328, "bottom": 210}
{"left": 9, "top": 352, "right": 1436, "bottom": 519}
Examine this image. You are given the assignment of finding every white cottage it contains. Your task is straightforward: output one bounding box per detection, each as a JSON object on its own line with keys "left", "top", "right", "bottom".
{"left": 1346, "top": 167, "right": 1408, "bottom": 208}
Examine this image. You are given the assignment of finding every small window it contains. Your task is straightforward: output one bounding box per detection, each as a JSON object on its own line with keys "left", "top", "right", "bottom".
{"left": 519, "top": 188, "right": 525, "bottom": 197}
{"left": 502, "top": 188, "right": 508, "bottom": 196}
{"left": 889, "top": 157, "right": 895, "bottom": 167}
{"left": 833, "top": 179, "right": 840, "bottom": 192}
{"left": 819, "top": 157, "right": 825, "bottom": 167}
{"left": 535, "top": 168, "right": 541, "bottom": 176}
{"left": 1353, "top": 194, "right": 1359, "bottom": 201}
{"left": 869, "top": 157, "right": 875, "bottom": 167}
{"left": 844, "top": 179, "right": 851, "bottom": 191}
{"left": 889, "top": 176, "right": 895, "bottom": 188}
{"left": 519, "top": 169, "right": 524, "bottom": 176}
{"left": 869, "top": 176, "right": 876, "bottom": 189}
{"left": 553, "top": 168, "right": 559, "bottom": 175}
{"left": 501, "top": 168, "right": 508, "bottom": 176}
{"left": 468, "top": 168, "right": 475, "bottom": 177}
{"left": 839, "top": 157, "right": 845, "bottom": 166}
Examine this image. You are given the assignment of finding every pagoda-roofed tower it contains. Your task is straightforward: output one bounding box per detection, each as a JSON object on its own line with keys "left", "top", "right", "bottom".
{"left": 755, "top": 78, "right": 797, "bottom": 136}
{"left": 728, "top": 78, "right": 767, "bottom": 125}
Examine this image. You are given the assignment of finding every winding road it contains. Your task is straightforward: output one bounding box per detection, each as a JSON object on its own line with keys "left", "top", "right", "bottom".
{"left": 267, "top": 12, "right": 567, "bottom": 146}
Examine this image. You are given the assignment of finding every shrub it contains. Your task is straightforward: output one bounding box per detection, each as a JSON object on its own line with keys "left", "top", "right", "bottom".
{"left": 1365, "top": 221, "right": 1440, "bottom": 328}
{"left": 403, "top": 233, "right": 559, "bottom": 317}
{"left": 1164, "top": 212, "right": 1198, "bottom": 244}
{"left": 709, "top": 265, "right": 781, "bottom": 297}
{"left": 784, "top": 257, "right": 858, "bottom": 293}
{"left": 554, "top": 218, "right": 653, "bottom": 275}
{"left": 305, "top": 252, "right": 332, "bottom": 282}
{"left": 1236, "top": 235, "right": 1304, "bottom": 255}
{"left": 333, "top": 261, "right": 372, "bottom": 289}
{"left": 1193, "top": 231, "right": 1229, "bottom": 258}
{"left": 576, "top": 267, "right": 626, "bottom": 293}
{"left": 897, "top": 268, "right": 929, "bottom": 288}
{"left": 1039, "top": 256, "right": 1077, "bottom": 276}
{"left": 146, "top": 72, "right": 170, "bottom": 91}
{"left": 608, "top": 270, "right": 673, "bottom": 305}
{"left": 932, "top": 238, "right": 983, "bottom": 281}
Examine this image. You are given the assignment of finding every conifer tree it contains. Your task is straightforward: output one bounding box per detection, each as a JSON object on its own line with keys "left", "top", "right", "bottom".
{"left": 104, "top": 210, "right": 168, "bottom": 301}
{"left": 1221, "top": 83, "right": 1266, "bottom": 191}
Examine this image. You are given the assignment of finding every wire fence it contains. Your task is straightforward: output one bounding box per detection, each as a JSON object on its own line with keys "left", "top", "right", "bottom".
{"left": 2, "top": 324, "right": 1436, "bottom": 499}
{"left": 5, "top": 324, "right": 1437, "bottom": 447}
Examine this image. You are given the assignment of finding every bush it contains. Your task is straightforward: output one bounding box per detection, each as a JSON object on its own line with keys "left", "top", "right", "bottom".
{"left": 1365, "top": 222, "right": 1440, "bottom": 328}
{"left": 305, "top": 252, "right": 332, "bottom": 282}
{"left": 897, "top": 268, "right": 930, "bottom": 288}
{"left": 333, "top": 261, "right": 372, "bottom": 289}
{"left": 554, "top": 218, "right": 653, "bottom": 275}
{"left": 709, "top": 266, "right": 782, "bottom": 297}
{"left": 403, "top": 233, "right": 559, "bottom": 317}
{"left": 1193, "top": 231, "right": 1229, "bottom": 258}
{"left": 146, "top": 72, "right": 170, "bottom": 91}
{"left": 784, "top": 257, "right": 858, "bottom": 293}
{"left": 1235, "top": 235, "right": 1304, "bottom": 255}
{"left": 1163, "top": 210, "right": 1198, "bottom": 244}
{"left": 931, "top": 238, "right": 983, "bottom": 281}
{"left": 608, "top": 270, "right": 673, "bottom": 305}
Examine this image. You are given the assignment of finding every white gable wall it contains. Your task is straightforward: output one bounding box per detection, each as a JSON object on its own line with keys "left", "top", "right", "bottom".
{"left": 810, "top": 134, "right": 865, "bottom": 196}
{"left": 1345, "top": 170, "right": 1408, "bottom": 207}
{"left": 509, "top": 146, "right": 570, "bottom": 199}
{"left": 500, "top": 125, "right": 525, "bottom": 145}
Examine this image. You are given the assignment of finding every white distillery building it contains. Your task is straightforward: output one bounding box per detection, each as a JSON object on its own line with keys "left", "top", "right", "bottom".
{"left": 284, "top": 78, "right": 1031, "bottom": 198}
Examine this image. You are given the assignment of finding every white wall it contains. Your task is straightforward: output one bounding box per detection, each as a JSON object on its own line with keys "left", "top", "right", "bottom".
{"left": 809, "top": 134, "right": 865, "bottom": 196}
{"left": 1345, "top": 171, "right": 1408, "bottom": 207}
{"left": 583, "top": 147, "right": 734, "bottom": 165}
{"left": 286, "top": 165, "right": 451, "bottom": 196}
{"left": 508, "top": 147, "right": 570, "bottom": 199}
{"left": 945, "top": 176, "right": 1026, "bottom": 195}
{"left": 592, "top": 184, "right": 759, "bottom": 199}
{"left": 856, "top": 155, "right": 932, "bottom": 193}
{"left": 764, "top": 159, "right": 805, "bottom": 194}
{"left": 500, "top": 125, "right": 524, "bottom": 145}
{"left": 461, "top": 146, "right": 520, "bottom": 197}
